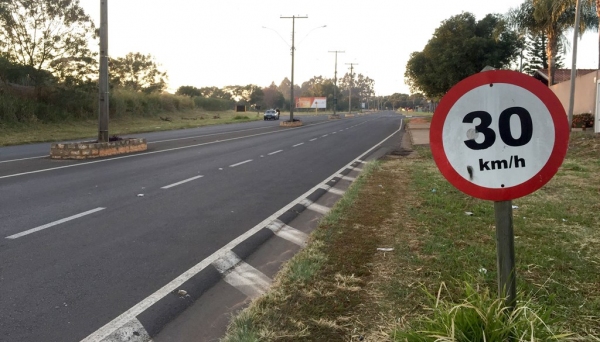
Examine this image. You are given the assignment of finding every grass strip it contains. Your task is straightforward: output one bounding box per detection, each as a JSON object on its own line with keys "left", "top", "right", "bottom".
{"left": 222, "top": 132, "right": 599, "bottom": 342}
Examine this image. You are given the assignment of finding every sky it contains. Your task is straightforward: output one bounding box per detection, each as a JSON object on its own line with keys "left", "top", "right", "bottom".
{"left": 78, "top": 0, "right": 599, "bottom": 96}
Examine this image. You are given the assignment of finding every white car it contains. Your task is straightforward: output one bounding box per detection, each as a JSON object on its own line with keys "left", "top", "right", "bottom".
{"left": 264, "top": 109, "right": 280, "bottom": 120}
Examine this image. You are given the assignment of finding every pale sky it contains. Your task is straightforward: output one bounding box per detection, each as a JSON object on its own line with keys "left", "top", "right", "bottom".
{"left": 78, "top": 0, "right": 599, "bottom": 96}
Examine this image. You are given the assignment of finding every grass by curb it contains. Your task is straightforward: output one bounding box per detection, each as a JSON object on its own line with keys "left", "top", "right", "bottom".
{"left": 221, "top": 131, "right": 599, "bottom": 342}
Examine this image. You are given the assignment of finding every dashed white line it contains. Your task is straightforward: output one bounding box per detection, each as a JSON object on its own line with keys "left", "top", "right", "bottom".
{"left": 0, "top": 155, "right": 47, "bottom": 164}
{"left": 309, "top": 138, "right": 317, "bottom": 142}
{"left": 229, "top": 159, "right": 253, "bottom": 167}
{"left": 322, "top": 134, "right": 329, "bottom": 137}
{"left": 332, "top": 132, "right": 337, "bottom": 134}
{"left": 268, "top": 150, "right": 283, "bottom": 155}
{"left": 6, "top": 207, "right": 106, "bottom": 239}
{"left": 161, "top": 175, "right": 204, "bottom": 189}
{"left": 292, "top": 143, "right": 304, "bottom": 147}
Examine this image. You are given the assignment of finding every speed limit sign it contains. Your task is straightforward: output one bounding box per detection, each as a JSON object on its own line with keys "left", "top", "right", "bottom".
{"left": 430, "top": 70, "right": 569, "bottom": 201}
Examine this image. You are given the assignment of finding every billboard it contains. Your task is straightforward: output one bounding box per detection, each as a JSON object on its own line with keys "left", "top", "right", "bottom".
{"left": 295, "top": 97, "right": 327, "bottom": 109}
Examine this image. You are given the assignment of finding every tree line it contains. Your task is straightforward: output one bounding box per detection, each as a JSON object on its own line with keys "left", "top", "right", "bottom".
{"left": 405, "top": 0, "right": 599, "bottom": 100}
{"left": 175, "top": 73, "right": 376, "bottom": 112}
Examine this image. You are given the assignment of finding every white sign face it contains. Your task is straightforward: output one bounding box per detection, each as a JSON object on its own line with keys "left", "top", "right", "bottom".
{"left": 442, "top": 84, "right": 555, "bottom": 189}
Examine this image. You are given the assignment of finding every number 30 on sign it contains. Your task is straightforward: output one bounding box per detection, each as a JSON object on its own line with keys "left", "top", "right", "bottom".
{"left": 430, "top": 70, "right": 569, "bottom": 201}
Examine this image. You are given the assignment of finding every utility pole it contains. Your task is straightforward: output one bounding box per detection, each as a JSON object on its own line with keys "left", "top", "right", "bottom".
{"left": 281, "top": 15, "right": 308, "bottom": 122}
{"left": 345, "top": 63, "right": 358, "bottom": 113}
{"left": 328, "top": 50, "right": 344, "bottom": 115}
{"left": 98, "top": 0, "right": 109, "bottom": 142}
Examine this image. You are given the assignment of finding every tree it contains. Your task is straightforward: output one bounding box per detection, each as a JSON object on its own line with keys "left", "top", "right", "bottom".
{"left": 176, "top": 85, "right": 202, "bottom": 97}
{"left": 508, "top": 0, "right": 597, "bottom": 85}
{"left": 263, "top": 82, "right": 285, "bottom": 109}
{"left": 523, "top": 32, "right": 565, "bottom": 74}
{"left": 0, "top": 0, "right": 97, "bottom": 86}
{"left": 278, "top": 77, "right": 291, "bottom": 100}
{"left": 405, "top": 13, "right": 521, "bottom": 98}
{"left": 110, "top": 52, "right": 168, "bottom": 93}
{"left": 198, "top": 86, "right": 231, "bottom": 100}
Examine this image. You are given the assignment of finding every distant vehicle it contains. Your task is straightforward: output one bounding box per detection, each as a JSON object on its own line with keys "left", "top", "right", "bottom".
{"left": 264, "top": 109, "right": 279, "bottom": 120}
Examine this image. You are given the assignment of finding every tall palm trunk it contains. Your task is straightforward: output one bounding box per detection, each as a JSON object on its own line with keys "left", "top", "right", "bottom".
{"left": 597, "top": 0, "right": 600, "bottom": 69}
{"left": 546, "top": 29, "right": 559, "bottom": 85}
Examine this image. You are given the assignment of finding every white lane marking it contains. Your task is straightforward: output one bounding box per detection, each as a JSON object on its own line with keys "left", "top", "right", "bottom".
{"left": 322, "top": 134, "right": 329, "bottom": 137}
{"left": 267, "top": 220, "right": 308, "bottom": 246}
{"left": 356, "top": 160, "right": 366, "bottom": 164}
{"left": 161, "top": 175, "right": 204, "bottom": 189}
{"left": 0, "top": 119, "right": 337, "bottom": 180}
{"left": 0, "top": 155, "right": 47, "bottom": 164}
{"left": 80, "top": 119, "right": 402, "bottom": 342}
{"left": 320, "top": 185, "right": 345, "bottom": 196}
{"left": 292, "top": 143, "right": 304, "bottom": 147}
{"left": 309, "top": 138, "right": 317, "bottom": 142}
{"left": 332, "top": 132, "right": 337, "bottom": 134}
{"left": 349, "top": 165, "right": 363, "bottom": 172}
{"left": 339, "top": 130, "right": 344, "bottom": 132}
{"left": 299, "top": 198, "right": 330, "bottom": 215}
{"left": 268, "top": 150, "right": 283, "bottom": 155}
{"left": 229, "top": 159, "right": 253, "bottom": 168}
{"left": 223, "top": 262, "right": 272, "bottom": 299}
{"left": 6, "top": 207, "right": 105, "bottom": 239}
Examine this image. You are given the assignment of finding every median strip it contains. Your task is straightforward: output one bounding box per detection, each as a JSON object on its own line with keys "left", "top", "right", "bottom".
{"left": 6, "top": 207, "right": 106, "bottom": 239}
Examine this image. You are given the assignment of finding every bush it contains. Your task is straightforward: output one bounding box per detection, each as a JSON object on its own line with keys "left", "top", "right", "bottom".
{"left": 393, "top": 281, "right": 571, "bottom": 341}
{"left": 193, "top": 97, "right": 234, "bottom": 111}
{"left": 572, "top": 113, "right": 594, "bottom": 128}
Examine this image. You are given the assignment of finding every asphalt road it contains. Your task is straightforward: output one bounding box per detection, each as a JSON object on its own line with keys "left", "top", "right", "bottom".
{"left": 0, "top": 112, "right": 403, "bottom": 341}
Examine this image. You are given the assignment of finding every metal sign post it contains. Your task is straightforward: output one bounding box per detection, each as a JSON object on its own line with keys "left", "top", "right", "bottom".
{"left": 494, "top": 200, "right": 516, "bottom": 308}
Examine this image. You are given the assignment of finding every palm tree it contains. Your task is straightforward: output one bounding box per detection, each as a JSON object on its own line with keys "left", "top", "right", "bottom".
{"left": 557, "top": 0, "right": 600, "bottom": 68}
{"left": 508, "top": 0, "right": 597, "bottom": 85}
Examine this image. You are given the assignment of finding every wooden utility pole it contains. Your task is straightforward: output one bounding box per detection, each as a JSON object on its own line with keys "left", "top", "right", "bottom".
{"left": 345, "top": 63, "right": 358, "bottom": 113}
{"left": 328, "top": 51, "right": 345, "bottom": 115}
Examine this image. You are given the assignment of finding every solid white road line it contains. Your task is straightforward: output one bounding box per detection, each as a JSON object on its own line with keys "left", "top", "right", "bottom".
{"left": 161, "top": 175, "right": 204, "bottom": 189}
{"left": 292, "top": 143, "right": 304, "bottom": 147}
{"left": 229, "top": 159, "right": 253, "bottom": 168}
{"left": 80, "top": 119, "right": 402, "bottom": 342}
{"left": 0, "top": 155, "right": 47, "bottom": 164}
{"left": 268, "top": 150, "right": 283, "bottom": 155}
{"left": 309, "top": 138, "right": 317, "bottom": 142}
{"left": 266, "top": 219, "right": 308, "bottom": 246}
{"left": 6, "top": 207, "right": 106, "bottom": 239}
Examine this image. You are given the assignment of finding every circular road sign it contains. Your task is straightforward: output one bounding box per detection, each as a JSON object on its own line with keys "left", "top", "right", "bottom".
{"left": 430, "top": 70, "right": 569, "bottom": 201}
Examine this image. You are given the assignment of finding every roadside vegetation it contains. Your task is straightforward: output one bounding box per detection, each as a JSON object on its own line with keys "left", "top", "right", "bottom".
{"left": 222, "top": 131, "right": 600, "bottom": 341}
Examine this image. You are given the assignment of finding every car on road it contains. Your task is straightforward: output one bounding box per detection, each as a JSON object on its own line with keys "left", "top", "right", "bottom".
{"left": 264, "top": 109, "right": 279, "bottom": 120}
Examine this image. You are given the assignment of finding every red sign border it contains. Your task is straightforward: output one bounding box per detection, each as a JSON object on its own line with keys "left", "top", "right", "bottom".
{"left": 430, "top": 70, "right": 570, "bottom": 201}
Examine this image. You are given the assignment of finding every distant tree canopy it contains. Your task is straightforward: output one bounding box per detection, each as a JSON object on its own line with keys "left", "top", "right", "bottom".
{"left": 0, "top": 0, "right": 97, "bottom": 86}
{"left": 110, "top": 53, "right": 168, "bottom": 93}
{"left": 405, "top": 12, "right": 521, "bottom": 98}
